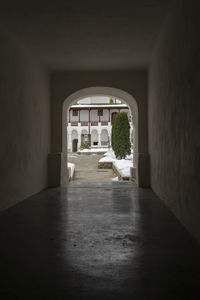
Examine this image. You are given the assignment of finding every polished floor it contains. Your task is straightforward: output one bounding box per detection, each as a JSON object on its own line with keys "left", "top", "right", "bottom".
{"left": 0, "top": 181, "right": 200, "bottom": 299}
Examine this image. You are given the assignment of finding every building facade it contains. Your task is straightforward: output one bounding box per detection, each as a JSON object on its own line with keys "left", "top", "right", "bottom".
{"left": 67, "top": 102, "right": 133, "bottom": 152}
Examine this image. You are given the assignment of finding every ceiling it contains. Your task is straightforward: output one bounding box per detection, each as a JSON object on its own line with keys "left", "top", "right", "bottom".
{"left": 0, "top": 0, "right": 172, "bottom": 71}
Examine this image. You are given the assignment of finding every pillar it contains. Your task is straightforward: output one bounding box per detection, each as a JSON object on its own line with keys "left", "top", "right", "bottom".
{"left": 48, "top": 152, "right": 68, "bottom": 187}
{"left": 78, "top": 133, "right": 81, "bottom": 150}
{"left": 68, "top": 132, "right": 72, "bottom": 152}
{"left": 98, "top": 130, "right": 101, "bottom": 146}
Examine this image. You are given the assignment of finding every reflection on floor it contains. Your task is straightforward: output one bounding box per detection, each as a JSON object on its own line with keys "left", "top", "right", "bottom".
{"left": 0, "top": 181, "right": 200, "bottom": 299}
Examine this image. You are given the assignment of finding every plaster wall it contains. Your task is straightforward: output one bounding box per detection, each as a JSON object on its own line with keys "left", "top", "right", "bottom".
{"left": 101, "top": 129, "right": 108, "bottom": 142}
{"left": 80, "top": 110, "right": 88, "bottom": 122}
{"left": 148, "top": 0, "right": 200, "bottom": 242}
{"left": 0, "top": 30, "right": 50, "bottom": 211}
{"left": 71, "top": 130, "right": 78, "bottom": 139}
{"left": 91, "top": 130, "right": 98, "bottom": 145}
{"left": 100, "top": 110, "right": 109, "bottom": 121}
{"left": 91, "top": 110, "right": 98, "bottom": 122}
{"left": 70, "top": 110, "right": 78, "bottom": 122}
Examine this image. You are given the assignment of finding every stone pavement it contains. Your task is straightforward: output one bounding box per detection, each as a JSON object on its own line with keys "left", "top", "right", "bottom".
{"left": 68, "top": 153, "right": 116, "bottom": 181}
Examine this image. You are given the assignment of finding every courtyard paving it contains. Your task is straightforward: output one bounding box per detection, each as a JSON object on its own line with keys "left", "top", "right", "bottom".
{"left": 68, "top": 153, "right": 117, "bottom": 181}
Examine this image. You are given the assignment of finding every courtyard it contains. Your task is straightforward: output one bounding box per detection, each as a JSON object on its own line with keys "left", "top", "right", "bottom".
{"left": 68, "top": 153, "right": 117, "bottom": 181}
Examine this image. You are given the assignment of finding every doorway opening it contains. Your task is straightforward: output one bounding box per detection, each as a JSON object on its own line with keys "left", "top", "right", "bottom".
{"left": 63, "top": 87, "right": 138, "bottom": 184}
{"left": 111, "top": 112, "right": 117, "bottom": 123}
{"left": 72, "top": 139, "right": 78, "bottom": 152}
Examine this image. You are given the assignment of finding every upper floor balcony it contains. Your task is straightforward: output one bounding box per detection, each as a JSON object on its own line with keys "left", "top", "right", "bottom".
{"left": 68, "top": 120, "right": 132, "bottom": 127}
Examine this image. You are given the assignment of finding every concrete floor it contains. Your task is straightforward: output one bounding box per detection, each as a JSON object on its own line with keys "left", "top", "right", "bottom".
{"left": 0, "top": 181, "right": 200, "bottom": 299}
{"left": 68, "top": 153, "right": 116, "bottom": 181}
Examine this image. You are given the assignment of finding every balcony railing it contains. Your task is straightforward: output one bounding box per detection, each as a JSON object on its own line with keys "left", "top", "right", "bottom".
{"left": 91, "top": 121, "right": 98, "bottom": 126}
{"left": 71, "top": 121, "right": 78, "bottom": 126}
{"left": 68, "top": 121, "right": 132, "bottom": 126}
{"left": 81, "top": 121, "right": 88, "bottom": 126}
{"left": 101, "top": 121, "right": 108, "bottom": 126}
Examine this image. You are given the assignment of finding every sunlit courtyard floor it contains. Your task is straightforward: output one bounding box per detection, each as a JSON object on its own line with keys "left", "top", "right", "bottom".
{"left": 68, "top": 153, "right": 117, "bottom": 181}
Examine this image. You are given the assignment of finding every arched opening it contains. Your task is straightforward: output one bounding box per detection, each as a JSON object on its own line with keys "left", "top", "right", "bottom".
{"left": 91, "top": 129, "right": 99, "bottom": 147}
{"left": 101, "top": 129, "right": 109, "bottom": 146}
{"left": 81, "top": 129, "right": 89, "bottom": 146}
{"left": 71, "top": 130, "right": 78, "bottom": 152}
{"left": 62, "top": 87, "right": 138, "bottom": 184}
{"left": 72, "top": 139, "right": 78, "bottom": 152}
{"left": 111, "top": 112, "right": 117, "bottom": 123}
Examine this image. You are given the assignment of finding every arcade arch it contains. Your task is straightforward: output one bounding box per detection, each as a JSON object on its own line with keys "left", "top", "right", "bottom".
{"left": 91, "top": 129, "right": 98, "bottom": 146}
{"left": 101, "top": 129, "right": 109, "bottom": 146}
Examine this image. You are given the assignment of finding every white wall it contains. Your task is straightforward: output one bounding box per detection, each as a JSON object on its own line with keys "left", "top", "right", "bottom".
{"left": 91, "top": 130, "right": 98, "bottom": 145}
{"left": 0, "top": 29, "right": 51, "bottom": 211}
{"left": 70, "top": 110, "right": 78, "bottom": 122}
{"left": 149, "top": 0, "right": 200, "bottom": 243}
{"left": 100, "top": 109, "right": 109, "bottom": 121}
{"left": 80, "top": 110, "right": 89, "bottom": 122}
{"left": 81, "top": 129, "right": 88, "bottom": 135}
{"left": 101, "top": 129, "right": 108, "bottom": 142}
{"left": 71, "top": 130, "right": 78, "bottom": 139}
{"left": 90, "top": 110, "right": 98, "bottom": 121}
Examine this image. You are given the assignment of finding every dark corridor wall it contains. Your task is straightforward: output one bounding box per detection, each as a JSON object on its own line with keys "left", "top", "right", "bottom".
{"left": 0, "top": 30, "right": 51, "bottom": 211}
{"left": 149, "top": 0, "right": 200, "bottom": 243}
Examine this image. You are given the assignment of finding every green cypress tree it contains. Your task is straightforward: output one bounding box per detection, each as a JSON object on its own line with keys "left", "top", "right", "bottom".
{"left": 112, "top": 112, "right": 131, "bottom": 159}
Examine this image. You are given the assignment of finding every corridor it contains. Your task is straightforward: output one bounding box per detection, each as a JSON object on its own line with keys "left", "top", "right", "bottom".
{"left": 0, "top": 182, "right": 200, "bottom": 300}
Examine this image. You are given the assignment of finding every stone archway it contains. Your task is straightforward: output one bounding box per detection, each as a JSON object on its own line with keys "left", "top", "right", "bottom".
{"left": 62, "top": 87, "right": 139, "bottom": 185}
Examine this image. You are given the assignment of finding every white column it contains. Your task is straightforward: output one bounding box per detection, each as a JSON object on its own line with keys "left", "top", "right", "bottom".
{"left": 67, "top": 124, "right": 72, "bottom": 152}
{"left": 77, "top": 134, "right": 81, "bottom": 150}
{"left": 68, "top": 133, "right": 72, "bottom": 152}
{"left": 98, "top": 129, "right": 101, "bottom": 146}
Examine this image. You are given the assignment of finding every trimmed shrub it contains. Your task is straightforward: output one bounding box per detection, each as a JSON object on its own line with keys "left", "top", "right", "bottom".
{"left": 80, "top": 142, "right": 91, "bottom": 150}
{"left": 111, "top": 112, "right": 131, "bottom": 159}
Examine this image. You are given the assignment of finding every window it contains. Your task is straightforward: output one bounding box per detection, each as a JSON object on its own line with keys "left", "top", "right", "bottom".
{"left": 72, "top": 110, "right": 78, "bottom": 116}
{"left": 98, "top": 109, "right": 103, "bottom": 116}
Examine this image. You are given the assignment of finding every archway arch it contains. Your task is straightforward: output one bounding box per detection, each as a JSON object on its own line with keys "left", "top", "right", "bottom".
{"left": 81, "top": 129, "right": 88, "bottom": 135}
{"left": 81, "top": 129, "right": 89, "bottom": 146}
{"left": 91, "top": 129, "right": 99, "bottom": 146}
{"left": 62, "top": 87, "right": 138, "bottom": 184}
{"left": 101, "top": 129, "right": 109, "bottom": 146}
